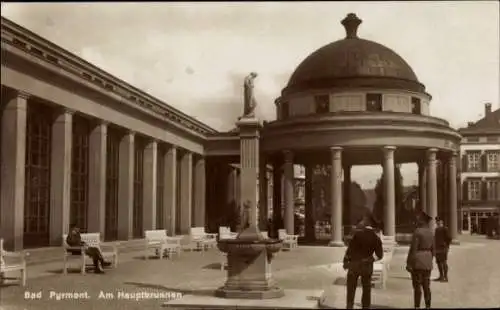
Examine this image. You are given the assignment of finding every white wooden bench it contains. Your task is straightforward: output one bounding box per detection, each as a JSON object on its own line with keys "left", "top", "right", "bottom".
{"left": 144, "top": 229, "right": 168, "bottom": 260}
{"left": 0, "top": 239, "right": 27, "bottom": 287}
{"left": 278, "top": 229, "right": 299, "bottom": 250}
{"left": 219, "top": 226, "right": 237, "bottom": 240}
{"left": 190, "top": 227, "right": 217, "bottom": 250}
{"left": 63, "top": 233, "right": 118, "bottom": 274}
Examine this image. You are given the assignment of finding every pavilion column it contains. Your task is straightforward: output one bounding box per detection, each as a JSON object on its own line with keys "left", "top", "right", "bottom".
{"left": 193, "top": 156, "right": 206, "bottom": 228}
{"left": 304, "top": 165, "right": 315, "bottom": 241}
{"left": 383, "top": 146, "right": 396, "bottom": 237}
{"left": 283, "top": 150, "right": 294, "bottom": 234}
{"left": 117, "top": 131, "right": 135, "bottom": 240}
{"left": 448, "top": 152, "right": 460, "bottom": 244}
{"left": 329, "top": 146, "right": 344, "bottom": 247}
{"left": 417, "top": 162, "right": 427, "bottom": 213}
{"left": 343, "top": 164, "right": 352, "bottom": 234}
{"left": 427, "top": 148, "right": 438, "bottom": 231}
{"left": 142, "top": 140, "right": 158, "bottom": 231}
{"left": 87, "top": 121, "right": 107, "bottom": 236}
{"left": 272, "top": 158, "right": 283, "bottom": 236}
{"left": 179, "top": 151, "right": 193, "bottom": 234}
{"left": 49, "top": 109, "right": 73, "bottom": 245}
{"left": 163, "top": 146, "right": 177, "bottom": 236}
{"left": 258, "top": 158, "right": 269, "bottom": 230}
{"left": 0, "top": 91, "right": 28, "bottom": 251}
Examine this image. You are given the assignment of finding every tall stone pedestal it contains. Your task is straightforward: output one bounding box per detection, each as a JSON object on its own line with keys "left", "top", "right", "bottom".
{"left": 216, "top": 117, "right": 284, "bottom": 299}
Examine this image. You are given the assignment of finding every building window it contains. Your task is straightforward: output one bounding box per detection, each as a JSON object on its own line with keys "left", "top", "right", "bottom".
{"left": 486, "top": 136, "right": 499, "bottom": 143}
{"left": 105, "top": 127, "right": 121, "bottom": 241}
{"left": 70, "top": 115, "right": 90, "bottom": 233}
{"left": 486, "top": 179, "right": 500, "bottom": 200}
{"left": 366, "top": 93, "right": 382, "bottom": 112}
{"left": 487, "top": 151, "right": 499, "bottom": 172}
{"left": 281, "top": 101, "right": 289, "bottom": 119}
{"left": 411, "top": 97, "right": 421, "bottom": 114}
{"left": 467, "top": 137, "right": 480, "bottom": 143}
{"left": 467, "top": 180, "right": 482, "bottom": 200}
{"left": 467, "top": 152, "right": 481, "bottom": 172}
{"left": 314, "top": 95, "right": 330, "bottom": 114}
{"left": 156, "top": 145, "right": 165, "bottom": 229}
{"left": 133, "top": 137, "right": 145, "bottom": 239}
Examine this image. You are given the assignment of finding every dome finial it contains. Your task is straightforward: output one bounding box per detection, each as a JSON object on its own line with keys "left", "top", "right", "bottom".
{"left": 341, "top": 13, "right": 362, "bottom": 39}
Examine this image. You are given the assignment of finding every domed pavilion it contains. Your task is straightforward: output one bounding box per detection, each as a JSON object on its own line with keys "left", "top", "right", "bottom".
{"left": 206, "top": 13, "right": 461, "bottom": 246}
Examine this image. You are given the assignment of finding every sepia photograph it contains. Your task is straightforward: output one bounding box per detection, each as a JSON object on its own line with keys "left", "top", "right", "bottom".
{"left": 0, "top": 1, "right": 499, "bottom": 309}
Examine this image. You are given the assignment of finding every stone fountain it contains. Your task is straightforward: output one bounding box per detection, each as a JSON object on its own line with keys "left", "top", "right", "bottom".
{"left": 215, "top": 115, "right": 284, "bottom": 299}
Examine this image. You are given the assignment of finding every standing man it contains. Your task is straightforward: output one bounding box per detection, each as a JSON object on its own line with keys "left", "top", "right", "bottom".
{"left": 434, "top": 217, "right": 452, "bottom": 282}
{"left": 343, "top": 212, "right": 384, "bottom": 309}
{"left": 406, "top": 211, "right": 434, "bottom": 309}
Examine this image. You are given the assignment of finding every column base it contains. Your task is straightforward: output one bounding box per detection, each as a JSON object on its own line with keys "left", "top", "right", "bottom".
{"left": 328, "top": 240, "right": 345, "bottom": 247}
{"left": 451, "top": 239, "right": 460, "bottom": 245}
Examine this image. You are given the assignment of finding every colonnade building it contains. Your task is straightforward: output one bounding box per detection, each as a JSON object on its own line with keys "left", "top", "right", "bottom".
{"left": 1, "top": 14, "right": 463, "bottom": 250}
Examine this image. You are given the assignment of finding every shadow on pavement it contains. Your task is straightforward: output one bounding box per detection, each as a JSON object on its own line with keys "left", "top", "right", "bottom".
{"left": 46, "top": 266, "right": 94, "bottom": 274}
{"left": 124, "top": 282, "right": 215, "bottom": 297}
{"left": 202, "top": 263, "right": 221, "bottom": 270}
{"left": 356, "top": 302, "right": 398, "bottom": 309}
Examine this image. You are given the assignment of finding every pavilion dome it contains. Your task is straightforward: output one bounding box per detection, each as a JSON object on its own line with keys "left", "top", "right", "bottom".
{"left": 282, "top": 13, "right": 426, "bottom": 96}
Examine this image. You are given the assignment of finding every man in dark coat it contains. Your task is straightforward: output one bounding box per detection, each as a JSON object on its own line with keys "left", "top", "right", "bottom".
{"left": 66, "top": 223, "right": 111, "bottom": 273}
{"left": 343, "top": 213, "right": 384, "bottom": 309}
{"left": 406, "top": 211, "right": 434, "bottom": 309}
{"left": 434, "top": 217, "right": 452, "bottom": 282}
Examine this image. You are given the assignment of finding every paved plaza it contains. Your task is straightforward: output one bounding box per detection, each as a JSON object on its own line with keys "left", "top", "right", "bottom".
{"left": 1, "top": 235, "right": 499, "bottom": 310}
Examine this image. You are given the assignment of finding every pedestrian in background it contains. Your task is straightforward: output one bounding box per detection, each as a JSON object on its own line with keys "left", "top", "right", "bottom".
{"left": 343, "top": 212, "right": 384, "bottom": 309}
{"left": 434, "top": 217, "right": 452, "bottom": 282}
{"left": 406, "top": 211, "right": 434, "bottom": 309}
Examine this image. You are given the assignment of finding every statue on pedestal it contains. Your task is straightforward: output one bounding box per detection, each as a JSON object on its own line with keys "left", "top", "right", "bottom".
{"left": 242, "top": 72, "right": 258, "bottom": 118}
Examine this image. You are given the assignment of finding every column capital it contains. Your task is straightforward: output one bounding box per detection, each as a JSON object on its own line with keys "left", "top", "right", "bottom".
{"left": 17, "top": 90, "right": 30, "bottom": 100}
{"left": 427, "top": 148, "right": 438, "bottom": 162}
{"left": 283, "top": 150, "right": 293, "bottom": 163}
{"left": 383, "top": 146, "right": 396, "bottom": 160}
{"left": 330, "top": 146, "right": 343, "bottom": 152}
{"left": 383, "top": 145, "right": 397, "bottom": 151}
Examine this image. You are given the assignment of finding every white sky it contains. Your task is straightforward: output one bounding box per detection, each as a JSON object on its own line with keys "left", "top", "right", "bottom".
{"left": 2, "top": 2, "right": 499, "bottom": 188}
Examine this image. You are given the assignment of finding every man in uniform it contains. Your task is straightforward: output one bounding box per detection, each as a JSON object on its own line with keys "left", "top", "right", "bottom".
{"left": 434, "top": 217, "right": 452, "bottom": 282}
{"left": 343, "top": 212, "right": 384, "bottom": 309}
{"left": 406, "top": 211, "right": 434, "bottom": 309}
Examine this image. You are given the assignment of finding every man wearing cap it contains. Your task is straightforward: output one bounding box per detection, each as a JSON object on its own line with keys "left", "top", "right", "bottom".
{"left": 343, "top": 212, "right": 384, "bottom": 309}
{"left": 434, "top": 217, "right": 452, "bottom": 282}
{"left": 406, "top": 211, "right": 434, "bottom": 309}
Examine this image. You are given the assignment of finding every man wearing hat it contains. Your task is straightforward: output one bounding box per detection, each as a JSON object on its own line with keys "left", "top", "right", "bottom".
{"left": 434, "top": 217, "right": 452, "bottom": 282}
{"left": 406, "top": 211, "right": 435, "bottom": 309}
{"left": 343, "top": 212, "right": 384, "bottom": 309}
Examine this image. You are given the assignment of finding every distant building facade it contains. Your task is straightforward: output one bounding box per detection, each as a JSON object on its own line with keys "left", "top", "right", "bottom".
{"left": 458, "top": 103, "right": 500, "bottom": 235}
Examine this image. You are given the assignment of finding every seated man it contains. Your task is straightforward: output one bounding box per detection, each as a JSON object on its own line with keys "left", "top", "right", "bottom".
{"left": 66, "top": 224, "right": 111, "bottom": 274}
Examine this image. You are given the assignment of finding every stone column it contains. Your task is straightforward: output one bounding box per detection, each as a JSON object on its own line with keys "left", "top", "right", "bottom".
{"left": 329, "top": 146, "right": 344, "bottom": 247}
{"left": 117, "top": 131, "right": 135, "bottom": 240}
{"left": 0, "top": 91, "right": 28, "bottom": 251}
{"left": 283, "top": 151, "right": 295, "bottom": 234}
{"left": 304, "top": 165, "right": 315, "bottom": 241}
{"left": 179, "top": 151, "right": 193, "bottom": 234}
{"left": 87, "top": 121, "right": 107, "bottom": 236}
{"left": 193, "top": 156, "right": 206, "bottom": 228}
{"left": 237, "top": 118, "right": 261, "bottom": 228}
{"left": 258, "top": 158, "right": 269, "bottom": 230}
{"left": 142, "top": 140, "right": 158, "bottom": 231}
{"left": 448, "top": 152, "right": 460, "bottom": 244}
{"left": 272, "top": 159, "right": 283, "bottom": 235}
{"left": 383, "top": 146, "right": 396, "bottom": 237}
{"left": 49, "top": 109, "right": 73, "bottom": 245}
{"left": 163, "top": 146, "right": 177, "bottom": 236}
{"left": 427, "top": 148, "right": 438, "bottom": 231}
{"left": 418, "top": 162, "right": 427, "bottom": 213}
{"left": 343, "top": 164, "right": 352, "bottom": 233}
